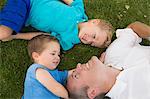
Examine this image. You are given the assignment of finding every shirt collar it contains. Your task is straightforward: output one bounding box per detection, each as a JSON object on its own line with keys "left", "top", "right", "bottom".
{"left": 107, "top": 64, "right": 124, "bottom": 71}
{"left": 106, "top": 75, "right": 127, "bottom": 98}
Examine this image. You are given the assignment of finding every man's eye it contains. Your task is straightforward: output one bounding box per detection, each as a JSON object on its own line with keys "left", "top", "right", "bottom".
{"left": 74, "top": 74, "right": 79, "bottom": 79}
{"left": 93, "top": 34, "right": 96, "bottom": 39}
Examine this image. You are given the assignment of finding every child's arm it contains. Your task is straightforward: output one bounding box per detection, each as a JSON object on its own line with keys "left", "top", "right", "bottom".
{"left": 2, "top": 32, "right": 50, "bottom": 41}
{"left": 36, "top": 68, "right": 69, "bottom": 99}
{"left": 62, "top": 0, "right": 73, "bottom": 5}
{"left": 127, "top": 21, "right": 150, "bottom": 38}
{"left": 13, "top": 32, "right": 50, "bottom": 40}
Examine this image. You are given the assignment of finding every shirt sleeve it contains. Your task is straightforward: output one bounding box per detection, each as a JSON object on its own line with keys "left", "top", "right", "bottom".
{"left": 116, "top": 28, "right": 142, "bottom": 47}
{"left": 51, "top": 31, "right": 74, "bottom": 50}
{"left": 58, "top": 70, "right": 68, "bottom": 85}
{"left": 70, "top": 0, "right": 88, "bottom": 23}
{"left": 104, "top": 28, "right": 142, "bottom": 70}
{"left": 70, "top": 0, "right": 84, "bottom": 8}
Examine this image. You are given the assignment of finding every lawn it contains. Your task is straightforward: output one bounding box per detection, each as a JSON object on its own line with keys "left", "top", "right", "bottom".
{"left": 0, "top": 0, "right": 150, "bottom": 99}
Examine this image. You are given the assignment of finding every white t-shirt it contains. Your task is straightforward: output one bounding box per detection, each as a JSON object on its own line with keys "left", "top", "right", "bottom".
{"left": 105, "top": 28, "right": 150, "bottom": 99}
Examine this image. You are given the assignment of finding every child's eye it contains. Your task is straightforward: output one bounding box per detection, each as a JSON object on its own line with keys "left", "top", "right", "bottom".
{"left": 50, "top": 53, "right": 55, "bottom": 55}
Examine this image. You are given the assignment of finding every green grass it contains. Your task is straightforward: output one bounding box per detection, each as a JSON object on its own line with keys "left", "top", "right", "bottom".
{"left": 0, "top": 0, "right": 150, "bottom": 98}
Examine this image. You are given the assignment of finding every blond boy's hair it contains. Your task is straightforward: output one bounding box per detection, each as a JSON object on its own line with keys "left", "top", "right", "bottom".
{"left": 97, "top": 19, "right": 114, "bottom": 47}
{"left": 27, "top": 34, "right": 59, "bottom": 61}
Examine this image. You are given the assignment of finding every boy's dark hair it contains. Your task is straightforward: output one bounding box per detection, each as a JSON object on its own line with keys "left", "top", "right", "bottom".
{"left": 27, "top": 34, "right": 59, "bottom": 61}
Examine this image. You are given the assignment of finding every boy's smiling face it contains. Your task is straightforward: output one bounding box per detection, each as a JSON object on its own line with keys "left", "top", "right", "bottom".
{"left": 78, "top": 19, "right": 109, "bottom": 48}
{"left": 33, "top": 41, "right": 60, "bottom": 70}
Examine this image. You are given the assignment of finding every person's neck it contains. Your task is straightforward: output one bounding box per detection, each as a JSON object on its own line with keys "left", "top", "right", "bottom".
{"left": 103, "top": 66, "right": 121, "bottom": 93}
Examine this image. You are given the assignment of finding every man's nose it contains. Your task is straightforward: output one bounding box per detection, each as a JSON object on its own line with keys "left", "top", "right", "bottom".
{"left": 76, "top": 63, "right": 83, "bottom": 72}
{"left": 88, "top": 56, "right": 97, "bottom": 65}
{"left": 90, "top": 56, "right": 102, "bottom": 65}
{"left": 91, "top": 56, "right": 98, "bottom": 60}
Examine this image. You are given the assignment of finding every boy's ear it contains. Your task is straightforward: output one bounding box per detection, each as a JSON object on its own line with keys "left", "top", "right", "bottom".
{"left": 90, "top": 19, "right": 100, "bottom": 25}
{"left": 87, "top": 87, "right": 99, "bottom": 99}
{"left": 32, "top": 52, "right": 40, "bottom": 61}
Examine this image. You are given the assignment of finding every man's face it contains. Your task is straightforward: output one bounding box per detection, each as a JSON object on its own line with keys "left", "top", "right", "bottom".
{"left": 67, "top": 56, "right": 103, "bottom": 94}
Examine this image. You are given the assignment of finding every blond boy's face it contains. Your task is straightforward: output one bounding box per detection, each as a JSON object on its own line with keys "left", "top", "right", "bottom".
{"left": 34, "top": 41, "right": 60, "bottom": 70}
{"left": 79, "top": 22, "right": 108, "bottom": 48}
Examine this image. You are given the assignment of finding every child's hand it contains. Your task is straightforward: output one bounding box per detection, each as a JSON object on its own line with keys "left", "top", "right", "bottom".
{"left": 63, "top": 96, "right": 69, "bottom": 99}
{"left": 60, "top": 90, "right": 69, "bottom": 99}
{"left": 99, "top": 52, "right": 106, "bottom": 63}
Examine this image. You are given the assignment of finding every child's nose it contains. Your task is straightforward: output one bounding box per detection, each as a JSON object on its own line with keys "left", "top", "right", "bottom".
{"left": 83, "top": 34, "right": 89, "bottom": 40}
{"left": 55, "top": 55, "right": 60, "bottom": 60}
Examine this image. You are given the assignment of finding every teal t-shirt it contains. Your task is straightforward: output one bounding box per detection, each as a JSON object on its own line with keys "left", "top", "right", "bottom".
{"left": 26, "top": 0, "right": 88, "bottom": 50}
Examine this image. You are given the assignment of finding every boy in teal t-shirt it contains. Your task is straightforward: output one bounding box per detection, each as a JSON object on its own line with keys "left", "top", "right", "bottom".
{"left": 0, "top": 0, "right": 114, "bottom": 50}
{"left": 26, "top": 0, "right": 88, "bottom": 50}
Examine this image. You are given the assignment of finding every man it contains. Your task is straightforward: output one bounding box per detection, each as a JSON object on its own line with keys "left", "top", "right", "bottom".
{"left": 66, "top": 21, "right": 150, "bottom": 99}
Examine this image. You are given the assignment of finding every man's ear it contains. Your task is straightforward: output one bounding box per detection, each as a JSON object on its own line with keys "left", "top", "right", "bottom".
{"left": 87, "top": 87, "right": 99, "bottom": 99}
{"left": 32, "top": 52, "right": 40, "bottom": 61}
